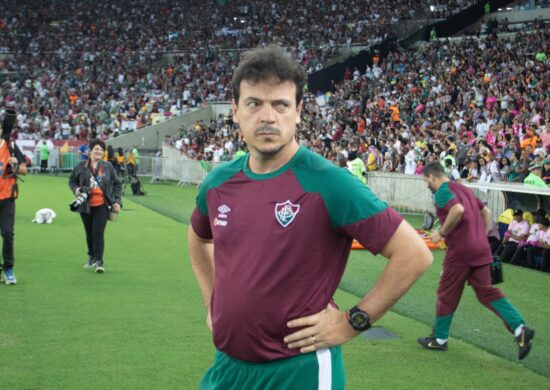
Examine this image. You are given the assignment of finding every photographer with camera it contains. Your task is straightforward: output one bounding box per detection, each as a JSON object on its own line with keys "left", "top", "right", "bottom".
{"left": 0, "top": 108, "right": 27, "bottom": 285}
{"left": 69, "top": 139, "right": 122, "bottom": 273}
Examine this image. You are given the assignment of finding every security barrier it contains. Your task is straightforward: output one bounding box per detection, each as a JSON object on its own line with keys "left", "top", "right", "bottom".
{"left": 60, "top": 156, "right": 550, "bottom": 217}
{"left": 30, "top": 149, "right": 81, "bottom": 173}
{"left": 366, "top": 172, "right": 550, "bottom": 217}
{"left": 139, "top": 157, "right": 222, "bottom": 185}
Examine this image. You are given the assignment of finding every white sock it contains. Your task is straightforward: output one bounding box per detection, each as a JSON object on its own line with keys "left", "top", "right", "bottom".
{"left": 436, "top": 338, "right": 447, "bottom": 345}
{"left": 514, "top": 325, "right": 524, "bottom": 337}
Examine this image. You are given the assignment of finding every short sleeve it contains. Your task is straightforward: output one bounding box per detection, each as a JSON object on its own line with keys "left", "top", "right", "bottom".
{"left": 337, "top": 208, "right": 404, "bottom": 254}
{"left": 435, "top": 182, "right": 458, "bottom": 212}
{"left": 191, "top": 208, "right": 212, "bottom": 239}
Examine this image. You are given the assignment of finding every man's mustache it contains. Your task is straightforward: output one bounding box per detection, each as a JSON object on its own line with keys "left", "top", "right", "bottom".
{"left": 255, "top": 125, "right": 280, "bottom": 136}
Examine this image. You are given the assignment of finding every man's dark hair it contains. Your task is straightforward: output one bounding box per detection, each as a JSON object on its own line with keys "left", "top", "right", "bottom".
{"left": 423, "top": 161, "right": 446, "bottom": 177}
{"left": 89, "top": 139, "right": 106, "bottom": 151}
{"left": 231, "top": 45, "right": 306, "bottom": 106}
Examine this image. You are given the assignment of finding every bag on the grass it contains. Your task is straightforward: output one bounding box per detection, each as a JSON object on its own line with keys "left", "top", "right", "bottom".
{"left": 491, "top": 259, "right": 503, "bottom": 284}
{"left": 131, "top": 177, "right": 145, "bottom": 196}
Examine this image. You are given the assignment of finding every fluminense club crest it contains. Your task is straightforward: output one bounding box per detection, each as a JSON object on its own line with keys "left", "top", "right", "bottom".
{"left": 275, "top": 200, "right": 300, "bottom": 228}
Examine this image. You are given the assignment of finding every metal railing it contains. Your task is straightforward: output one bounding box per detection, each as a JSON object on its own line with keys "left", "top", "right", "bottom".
{"left": 365, "top": 172, "right": 538, "bottom": 218}
{"left": 28, "top": 149, "right": 81, "bottom": 173}
{"left": 140, "top": 156, "right": 223, "bottom": 185}
{"left": 366, "top": 173, "right": 434, "bottom": 215}
{"left": 35, "top": 152, "right": 544, "bottom": 218}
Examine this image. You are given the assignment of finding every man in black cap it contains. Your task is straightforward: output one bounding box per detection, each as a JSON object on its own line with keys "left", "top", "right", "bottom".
{"left": 494, "top": 209, "right": 530, "bottom": 263}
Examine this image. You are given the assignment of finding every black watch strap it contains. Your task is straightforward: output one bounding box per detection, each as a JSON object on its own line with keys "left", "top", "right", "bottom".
{"left": 348, "top": 305, "right": 371, "bottom": 332}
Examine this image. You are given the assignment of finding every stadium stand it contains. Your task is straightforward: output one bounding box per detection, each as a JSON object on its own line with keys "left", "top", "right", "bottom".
{"left": 1, "top": 0, "right": 479, "bottom": 140}
{"left": 0, "top": 0, "right": 548, "bottom": 187}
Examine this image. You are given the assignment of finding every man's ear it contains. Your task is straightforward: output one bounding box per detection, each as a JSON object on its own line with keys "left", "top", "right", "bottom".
{"left": 295, "top": 100, "right": 303, "bottom": 124}
{"left": 231, "top": 100, "right": 239, "bottom": 124}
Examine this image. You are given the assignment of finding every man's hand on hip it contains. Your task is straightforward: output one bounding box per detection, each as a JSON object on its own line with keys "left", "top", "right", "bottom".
{"left": 284, "top": 304, "right": 359, "bottom": 353}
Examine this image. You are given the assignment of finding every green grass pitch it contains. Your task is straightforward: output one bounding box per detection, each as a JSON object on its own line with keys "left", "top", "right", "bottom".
{"left": 1, "top": 174, "right": 548, "bottom": 389}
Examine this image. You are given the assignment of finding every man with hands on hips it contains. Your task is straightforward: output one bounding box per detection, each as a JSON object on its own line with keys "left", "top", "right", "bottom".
{"left": 188, "top": 45, "right": 433, "bottom": 390}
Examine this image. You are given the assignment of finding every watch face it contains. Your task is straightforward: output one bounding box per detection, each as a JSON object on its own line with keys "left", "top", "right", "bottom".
{"left": 348, "top": 306, "right": 371, "bottom": 331}
{"left": 351, "top": 311, "right": 368, "bottom": 327}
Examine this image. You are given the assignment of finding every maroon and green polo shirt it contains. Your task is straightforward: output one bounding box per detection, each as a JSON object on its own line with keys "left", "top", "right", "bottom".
{"left": 434, "top": 181, "right": 492, "bottom": 267}
{"left": 191, "top": 146, "right": 403, "bottom": 362}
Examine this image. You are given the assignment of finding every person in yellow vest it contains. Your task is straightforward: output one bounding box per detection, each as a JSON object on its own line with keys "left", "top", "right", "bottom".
{"left": 115, "top": 147, "right": 126, "bottom": 176}
{"left": 0, "top": 115, "right": 28, "bottom": 285}
{"left": 127, "top": 148, "right": 136, "bottom": 177}
{"left": 366, "top": 146, "right": 379, "bottom": 171}
{"left": 524, "top": 163, "right": 547, "bottom": 188}
{"left": 347, "top": 150, "right": 366, "bottom": 183}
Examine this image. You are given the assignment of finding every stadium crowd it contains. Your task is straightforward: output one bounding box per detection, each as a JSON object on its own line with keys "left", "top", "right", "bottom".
{"left": 1, "top": 0, "right": 478, "bottom": 141}
{"left": 170, "top": 22, "right": 549, "bottom": 186}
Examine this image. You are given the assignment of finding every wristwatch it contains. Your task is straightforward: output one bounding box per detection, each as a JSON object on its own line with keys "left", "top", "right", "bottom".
{"left": 347, "top": 305, "right": 371, "bottom": 331}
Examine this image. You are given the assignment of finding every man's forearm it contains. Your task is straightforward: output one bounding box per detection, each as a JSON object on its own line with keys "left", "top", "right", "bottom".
{"left": 188, "top": 226, "right": 215, "bottom": 308}
{"left": 355, "top": 222, "right": 432, "bottom": 322}
{"left": 356, "top": 254, "right": 427, "bottom": 322}
{"left": 481, "top": 207, "right": 493, "bottom": 235}
{"left": 439, "top": 204, "right": 464, "bottom": 236}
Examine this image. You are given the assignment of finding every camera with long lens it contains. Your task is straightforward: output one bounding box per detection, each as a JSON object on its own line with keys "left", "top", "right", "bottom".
{"left": 2, "top": 109, "right": 16, "bottom": 141}
{"left": 2, "top": 109, "right": 17, "bottom": 176}
{"left": 70, "top": 187, "right": 90, "bottom": 211}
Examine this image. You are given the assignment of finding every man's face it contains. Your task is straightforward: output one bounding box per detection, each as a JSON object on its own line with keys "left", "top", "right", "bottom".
{"left": 423, "top": 174, "right": 438, "bottom": 194}
{"left": 514, "top": 214, "right": 523, "bottom": 222}
{"left": 232, "top": 79, "right": 302, "bottom": 157}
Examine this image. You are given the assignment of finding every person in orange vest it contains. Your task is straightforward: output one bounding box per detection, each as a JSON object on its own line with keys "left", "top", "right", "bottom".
{"left": 69, "top": 139, "right": 122, "bottom": 273}
{"left": 390, "top": 104, "right": 400, "bottom": 123}
{"left": 520, "top": 125, "right": 538, "bottom": 151}
{"left": 0, "top": 110, "right": 28, "bottom": 285}
{"left": 355, "top": 116, "right": 366, "bottom": 134}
